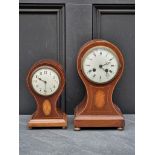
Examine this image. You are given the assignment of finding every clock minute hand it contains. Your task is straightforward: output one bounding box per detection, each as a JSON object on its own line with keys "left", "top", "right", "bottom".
{"left": 102, "top": 62, "right": 110, "bottom": 66}
{"left": 44, "top": 81, "right": 47, "bottom": 94}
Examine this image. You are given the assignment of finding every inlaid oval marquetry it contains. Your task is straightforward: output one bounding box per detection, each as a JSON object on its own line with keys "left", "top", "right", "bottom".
{"left": 94, "top": 91, "right": 105, "bottom": 109}
{"left": 42, "top": 99, "right": 51, "bottom": 116}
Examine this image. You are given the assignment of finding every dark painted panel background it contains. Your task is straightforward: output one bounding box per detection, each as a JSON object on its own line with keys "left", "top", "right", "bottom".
{"left": 19, "top": 5, "right": 65, "bottom": 114}
{"left": 19, "top": 1, "right": 135, "bottom": 114}
{"left": 93, "top": 5, "right": 135, "bottom": 113}
{"left": 66, "top": 4, "right": 92, "bottom": 114}
{"left": 99, "top": 14, "right": 135, "bottom": 113}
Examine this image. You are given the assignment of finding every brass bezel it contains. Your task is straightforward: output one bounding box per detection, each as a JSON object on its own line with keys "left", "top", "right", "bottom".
{"left": 81, "top": 46, "right": 121, "bottom": 84}
{"left": 31, "top": 65, "right": 61, "bottom": 96}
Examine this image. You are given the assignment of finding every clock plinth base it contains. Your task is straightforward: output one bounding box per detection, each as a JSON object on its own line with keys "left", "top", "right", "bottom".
{"left": 28, "top": 114, "right": 67, "bottom": 128}
{"left": 74, "top": 115, "right": 124, "bottom": 129}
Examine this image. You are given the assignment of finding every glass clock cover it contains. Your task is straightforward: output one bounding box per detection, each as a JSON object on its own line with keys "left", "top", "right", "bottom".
{"left": 31, "top": 66, "right": 60, "bottom": 96}
{"left": 82, "top": 46, "right": 120, "bottom": 84}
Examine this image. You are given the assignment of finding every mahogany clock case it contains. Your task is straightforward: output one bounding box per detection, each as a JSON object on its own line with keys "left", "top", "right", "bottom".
{"left": 26, "top": 59, "right": 67, "bottom": 128}
{"left": 74, "top": 39, "right": 125, "bottom": 130}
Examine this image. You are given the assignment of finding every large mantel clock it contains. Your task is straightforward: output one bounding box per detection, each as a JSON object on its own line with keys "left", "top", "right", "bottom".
{"left": 26, "top": 59, "right": 67, "bottom": 128}
{"left": 74, "top": 40, "right": 125, "bottom": 130}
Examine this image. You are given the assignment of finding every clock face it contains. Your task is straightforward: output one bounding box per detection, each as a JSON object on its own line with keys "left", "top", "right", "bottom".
{"left": 82, "top": 46, "right": 120, "bottom": 84}
{"left": 31, "top": 66, "right": 60, "bottom": 96}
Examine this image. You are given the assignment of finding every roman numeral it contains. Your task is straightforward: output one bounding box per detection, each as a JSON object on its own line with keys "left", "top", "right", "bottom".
{"left": 93, "top": 52, "right": 96, "bottom": 57}
{"left": 88, "top": 58, "right": 92, "bottom": 61}
{"left": 109, "top": 57, "right": 113, "bottom": 61}
{"left": 88, "top": 70, "right": 92, "bottom": 73}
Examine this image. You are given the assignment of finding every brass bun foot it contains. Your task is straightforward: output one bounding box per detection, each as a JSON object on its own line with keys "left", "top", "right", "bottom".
{"left": 117, "top": 127, "right": 124, "bottom": 131}
{"left": 62, "top": 126, "right": 67, "bottom": 129}
{"left": 74, "top": 127, "right": 81, "bottom": 131}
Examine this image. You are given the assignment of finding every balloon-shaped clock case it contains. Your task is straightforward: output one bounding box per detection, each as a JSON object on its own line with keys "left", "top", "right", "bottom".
{"left": 27, "top": 59, "right": 67, "bottom": 128}
{"left": 74, "top": 40, "right": 125, "bottom": 130}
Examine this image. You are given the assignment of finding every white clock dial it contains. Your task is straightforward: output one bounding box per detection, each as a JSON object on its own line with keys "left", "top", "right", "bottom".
{"left": 31, "top": 66, "right": 60, "bottom": 96}
{"left": 82, "top": 46, "right": 120, "bottom": 84}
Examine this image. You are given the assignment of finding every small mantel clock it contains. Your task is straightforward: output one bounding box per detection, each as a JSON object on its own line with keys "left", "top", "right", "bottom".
{"left": 26, "top": 59, "right": 67, "bottom": 128}
{"left": 74, "top": 40, "right": 125, "bottom": 130}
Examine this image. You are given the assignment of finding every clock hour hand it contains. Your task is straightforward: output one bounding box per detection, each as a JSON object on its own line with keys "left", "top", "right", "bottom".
{"left": 87, "top": 69, "right": 92, "bottom": 74}
{"left": 99, "top": 64, "right": 111, "bottom": 73}
{"left": 38, "top": 77, "right": 47, "bottom": 84}
{"left": 100, "top": 65, "right": 109, "bottom": 73}
{"left": 37, "top": 77, "right": 47, "bottom": 93}
{"left": 99, "top": 64, "right": 106, "bottom": 70}
{"left": 101, "top": 68, "right": 105, "bottom": 72}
